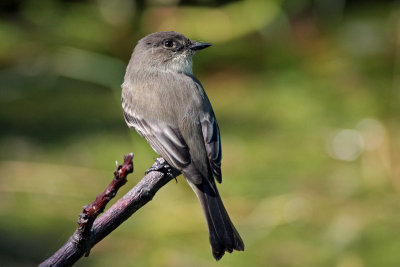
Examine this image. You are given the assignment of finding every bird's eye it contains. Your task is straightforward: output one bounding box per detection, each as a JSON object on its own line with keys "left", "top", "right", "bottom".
{"left": 164, "top": 40, "right": 174, "bottom": 48}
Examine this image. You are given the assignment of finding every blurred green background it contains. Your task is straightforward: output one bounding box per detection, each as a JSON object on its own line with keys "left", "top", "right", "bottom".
{"left": 1, "top": 0, "right": 399, "bottom": 266}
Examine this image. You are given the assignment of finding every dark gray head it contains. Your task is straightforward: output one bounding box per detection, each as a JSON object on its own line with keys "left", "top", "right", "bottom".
{"left": 129, "top": 31, "right": 211, "bottom": 74}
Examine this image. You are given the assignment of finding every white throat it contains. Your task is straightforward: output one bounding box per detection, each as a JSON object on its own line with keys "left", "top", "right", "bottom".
{"left": 167, "top": 52, "right": 193, "bottom": 75}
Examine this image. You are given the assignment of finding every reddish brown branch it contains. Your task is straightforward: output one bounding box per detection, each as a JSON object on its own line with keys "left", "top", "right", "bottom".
{"left": 75, "top": 153, "right": 134, "bottom": 256}
{"left": 39, "top": 155, "right": 178, "bottom": 267}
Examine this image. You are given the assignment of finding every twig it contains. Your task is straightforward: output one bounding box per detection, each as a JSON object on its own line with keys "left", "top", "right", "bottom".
{"left": 39, "top": 155, "right": 179, "bottom": 267}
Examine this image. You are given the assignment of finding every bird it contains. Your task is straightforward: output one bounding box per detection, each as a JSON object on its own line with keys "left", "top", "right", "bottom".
{"left": 121, "top": 31, "right": 244, "bottom": 260}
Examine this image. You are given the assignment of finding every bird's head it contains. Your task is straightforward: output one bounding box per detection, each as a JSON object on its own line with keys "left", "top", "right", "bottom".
{"left": 131, "top": 31, "right": 211, "bottom": 75}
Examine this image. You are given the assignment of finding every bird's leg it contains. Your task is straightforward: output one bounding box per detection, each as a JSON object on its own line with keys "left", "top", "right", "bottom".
{"left": 146, "top": 158, "right": 181, "bottom": 182}
{"left": 145, "top": 158, "right": 166, "bottom": 174}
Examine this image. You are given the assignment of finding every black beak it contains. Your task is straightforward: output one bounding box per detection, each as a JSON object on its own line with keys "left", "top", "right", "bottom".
{"left": 190, "top": 42, "right": 212, "bottom": 51}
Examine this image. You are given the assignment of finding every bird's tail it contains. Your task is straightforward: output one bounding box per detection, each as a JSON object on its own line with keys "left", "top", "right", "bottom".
{"left": 188, "top": 179, "right": 244, "bottom": 260}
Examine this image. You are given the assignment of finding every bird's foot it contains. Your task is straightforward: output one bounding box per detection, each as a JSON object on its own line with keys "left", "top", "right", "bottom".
{"left": 145, "top": 158, "right": 166, "bottom": 174}
{"left": 145, "top": 158, "right": 180, "bottom": 181}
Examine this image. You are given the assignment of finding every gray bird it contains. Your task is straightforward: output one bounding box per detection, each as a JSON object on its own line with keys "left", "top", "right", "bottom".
{"left": 121, "top": 31, "right": 244, "bottom": 260}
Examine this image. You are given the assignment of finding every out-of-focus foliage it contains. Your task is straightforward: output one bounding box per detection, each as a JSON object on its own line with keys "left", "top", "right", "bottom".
{"left": 0, "top": 0, "right": 399, "bottom": 266}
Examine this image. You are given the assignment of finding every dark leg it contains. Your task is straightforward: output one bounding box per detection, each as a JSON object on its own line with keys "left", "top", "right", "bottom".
{"left": 145, "top": 157, "right": 181, "bottom": 180}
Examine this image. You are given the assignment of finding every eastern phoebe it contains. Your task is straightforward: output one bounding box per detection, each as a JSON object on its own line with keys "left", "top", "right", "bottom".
{"left": 121, "top": 31, "right": 244, "bottom": 260}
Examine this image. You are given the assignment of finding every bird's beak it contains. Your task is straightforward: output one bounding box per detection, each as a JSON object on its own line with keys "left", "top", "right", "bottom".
{"left": 190, "top": 42, "right": 212, "bottom": 51}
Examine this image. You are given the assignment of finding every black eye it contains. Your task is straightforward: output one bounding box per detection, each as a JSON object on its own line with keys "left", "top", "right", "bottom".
{"left": 164, "top": 40, "right": 174, "bottom": 48}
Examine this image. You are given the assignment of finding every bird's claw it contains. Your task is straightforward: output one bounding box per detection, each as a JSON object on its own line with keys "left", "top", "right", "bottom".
{"left": 145, "top": 158, "right": 180, "bottom": 181}
{"left": 145, "top": 158, "right": 164, "bottom": 174}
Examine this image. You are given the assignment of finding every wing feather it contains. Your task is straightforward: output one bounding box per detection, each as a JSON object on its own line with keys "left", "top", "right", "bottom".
{"left": 123, "top": 109, "right": 203, "bottom": 183}
{"left": 201, "top": 115, "right": 222, "bottom": 183}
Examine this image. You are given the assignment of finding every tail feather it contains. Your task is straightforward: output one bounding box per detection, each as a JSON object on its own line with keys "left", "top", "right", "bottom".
{"left": 188, "top": 179, "right": 244, "bottom": 260}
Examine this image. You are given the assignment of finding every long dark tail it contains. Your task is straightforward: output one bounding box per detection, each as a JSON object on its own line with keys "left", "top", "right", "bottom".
{"left": 188, "top": 179, "right": 244, "bottom": 260}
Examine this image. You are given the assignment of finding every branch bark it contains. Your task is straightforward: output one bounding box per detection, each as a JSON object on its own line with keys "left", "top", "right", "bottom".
{"left": 39, "top": 155, "right": 179, "bottom": 267}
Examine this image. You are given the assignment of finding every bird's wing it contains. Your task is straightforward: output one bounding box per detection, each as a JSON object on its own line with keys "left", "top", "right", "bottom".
{"left": 201, "top": 115, "right": 222, "bottom": 183}
{"left": 123, "top": 110, "right": 203, "bottom": 184}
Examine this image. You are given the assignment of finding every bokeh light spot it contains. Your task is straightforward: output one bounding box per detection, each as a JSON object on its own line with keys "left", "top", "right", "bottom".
{"left": 327, "top": 129, "right": 364, "bottom": 161}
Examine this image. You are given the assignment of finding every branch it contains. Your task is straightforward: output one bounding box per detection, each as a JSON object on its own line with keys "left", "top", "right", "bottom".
{"left": 39, "top": 155, "right": 179, "bottom": 267}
